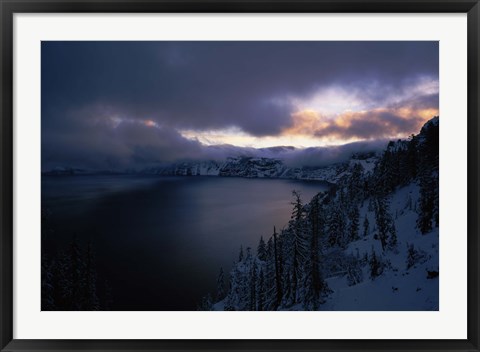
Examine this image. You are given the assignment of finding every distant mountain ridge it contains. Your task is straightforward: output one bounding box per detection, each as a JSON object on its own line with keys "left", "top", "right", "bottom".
{"left": 126, "top": 152, "right": 378, "bottom": 184}
{"left": 42, "top": 152, "right": 380, "bottom": 184}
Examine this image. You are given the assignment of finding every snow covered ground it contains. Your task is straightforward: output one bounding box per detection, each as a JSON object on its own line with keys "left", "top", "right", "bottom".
{"left": 320, "top": 183, "right": 438, "bottom": 311}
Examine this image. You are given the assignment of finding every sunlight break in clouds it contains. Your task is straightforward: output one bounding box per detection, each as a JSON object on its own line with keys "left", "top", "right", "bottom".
{"left": 180, "top": 76, "right": 439, "bottom": 148}
{"left": 285, "top": 106, "right": 438, "bottom": 142}
{"left": 290, "top": 76, "right": 438, "bottom": 115}
{"left": 179, "top": 126, "right": 337, "bottom": 149}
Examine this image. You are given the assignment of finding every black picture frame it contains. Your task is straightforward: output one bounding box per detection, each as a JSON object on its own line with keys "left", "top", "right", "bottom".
{"left": 1, "top": 1, "right": 479, "bottom": 351}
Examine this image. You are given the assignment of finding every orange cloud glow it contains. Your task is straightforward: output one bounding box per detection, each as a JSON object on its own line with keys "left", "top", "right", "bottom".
{"left": 283, "top": 106, "right": 438, "bottom": 143}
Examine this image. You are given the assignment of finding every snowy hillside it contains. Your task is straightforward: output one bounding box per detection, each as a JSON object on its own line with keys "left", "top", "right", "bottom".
{"left": 201, "top": 116, "right": 439, "bottom": 311}
{"left": 322, "top": 183, "right": 438, "bottom": 311}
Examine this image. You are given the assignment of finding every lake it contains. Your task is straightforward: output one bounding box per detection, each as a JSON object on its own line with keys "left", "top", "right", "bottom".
{"left": 42, "top": 175, "right": 330, "bottom": 310}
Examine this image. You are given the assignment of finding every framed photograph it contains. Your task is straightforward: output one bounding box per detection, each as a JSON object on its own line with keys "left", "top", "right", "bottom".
{"left": 1, "top": 1, "right": 479, "bottom": 351}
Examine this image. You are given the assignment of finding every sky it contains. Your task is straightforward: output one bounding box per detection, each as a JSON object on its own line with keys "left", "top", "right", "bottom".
{"left": 41, "top": 41, "right": 439, "bottom": 171}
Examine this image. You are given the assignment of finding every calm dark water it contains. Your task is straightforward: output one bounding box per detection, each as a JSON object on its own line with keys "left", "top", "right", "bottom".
{"left": 42, "top": 175, "right": 330, "bottom": 310}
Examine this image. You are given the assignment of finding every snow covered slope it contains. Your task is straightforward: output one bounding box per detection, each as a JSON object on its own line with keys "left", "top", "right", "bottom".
{"left": 323, "top": 183, "right": 438, "bottom": 311}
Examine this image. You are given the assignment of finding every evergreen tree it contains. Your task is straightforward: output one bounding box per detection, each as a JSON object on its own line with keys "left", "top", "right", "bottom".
{"left": 406, "top": 134, "right": 418, "bottom": 180}
{"left": 362, "top": 251, "right": 369, "bottom": 265}
{"left": 257, "top": 236, "right": 267, "bottom": 261}
{"left": 374, "top": 197, "right": 396, "bottom": 251}
{"left": 273, "top": 226, "right": 282, "bottom": 309}
{"left": 64, "top": 235, "right": 84, "bottom": 310}
{"left": 238, "top": 245, "right": 244, "bottom": 262}
{"left": 83, "top": 241, "right": 100, "bottom": 310}
{"left": 103, "top": 280, "right": 113, "bottom": 310}
{"left": 303, "top": 193, "right": 325, "bottom": 308}
{"left": 363, "top": 215, "right": 370, "bottom": 237}
{"left": 216, "top": 267, "right": 226, "bottom": 301}
{"left": 249, "top": 262, "right": 258, "bottom": 310}
{"left": 245, "top": 247, "right": 253, "bottom": 262}
{"left": 406, "top": 243, "right": 416, "bottom": 269}
{"left": 327, "top": 205, "right": 346, "bottom": 248}
{"left": 346, "top": 255, "right": 364, "bottom": 286}
{"left": 417, "top": 170, "right": 435, "bottom": 234}
{"left": 282, "top": 271, "right": 293, "bottom": 307}
{"left": 369, "top": 247, "right": 382, "bottom": 280}
{"left": 41, "top": 256, "right": 55, "bottom": 310}
{"left": 42, "top": 234, "right": 109, "bottom": 311}
{"left": 228, "top": 265, "right": 249, "bottom": 310}
{"left": 223, "top": 292, "right": 235, "bottom": 311}
{"left": 347, "top": 163, "right": 364, "bottom": 202}
{"left": 289, "top": 191, "right": 308, "bottom": 304}
{"left": 433, "top": 178, "right": 439, "bottom": 227}
{"left": 198, "top": 293, "right": 213, "bottom": 311}
{"left": 348, "top": 206, "right": 360, "bottom": 242}
{"left": 387, "top": 221, "right": 398, "bottom": 251}
{"left": 416, "top": 117, "right": 439, "bottom": 234}
{"left": 405, "top": 243, "right": 427, "bottom": 270}
{"left": 264, "top": 236, "right": 277, "bottom": 310}
{"left": 257, "top": 269, "right": 266, "bottom": 311}
{"left": 266, "top": 237, "right": 274, "bottom": 258}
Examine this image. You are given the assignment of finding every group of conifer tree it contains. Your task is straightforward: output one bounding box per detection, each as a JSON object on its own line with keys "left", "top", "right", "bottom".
{"left": 200, "top": 117, "right": 439, "bottom": 311}
{"left": 42, "top": 212, "right": 112, "bottom": 310}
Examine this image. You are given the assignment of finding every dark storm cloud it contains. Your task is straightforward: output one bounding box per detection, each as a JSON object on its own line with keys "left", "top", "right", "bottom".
{"left": 403, "top": 93, "right": 439, "bottom": 111}
{"left": 42, "top": 41, "right": 438, "bottom": 134}
{"left": 42, "top": 110, "right": 207, "bottom": 170}
{"left": 41, "top": 41, "right": 438, "bottom": 169}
